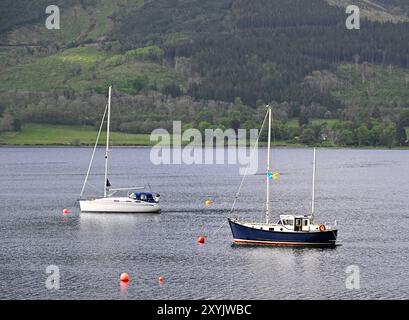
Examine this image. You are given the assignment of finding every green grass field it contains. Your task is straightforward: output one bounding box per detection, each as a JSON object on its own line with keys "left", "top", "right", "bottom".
{"left": 0, "top": 124, "right": 306, "bottom": 147}
{"left": 0, "top": 46, "right": 185, "bottom": 92}
{"left": 1, "top": 123, "right": 406, "bottom": 148}
{"left": 0, "top": 124, "right": 154, "bottom": 146}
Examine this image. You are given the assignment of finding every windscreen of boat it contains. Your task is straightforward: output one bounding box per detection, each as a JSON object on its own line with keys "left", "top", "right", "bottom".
{"left": 129, "top": 192, "right": 156, "bottom": 203}
{"left": 282, "top": 219, "right": 294, "bottom": 226}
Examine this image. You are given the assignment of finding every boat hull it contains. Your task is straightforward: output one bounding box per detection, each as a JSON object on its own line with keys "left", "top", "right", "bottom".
{"left": 228, "top": 218, "right": 337, "bottom": 246}
{"left": 80, "top": 198, "right": 161, "bottom": 213}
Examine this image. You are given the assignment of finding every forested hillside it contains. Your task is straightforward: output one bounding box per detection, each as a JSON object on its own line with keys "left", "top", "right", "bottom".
{"left": 1, "top": 0, "right": 409, "bottom": 147}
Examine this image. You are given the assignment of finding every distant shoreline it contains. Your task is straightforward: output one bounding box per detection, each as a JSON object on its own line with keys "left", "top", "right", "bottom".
{"left": 1, "top": 143, "right": 408, "bottom": 151}
{"left": 1, "top": 124, "right": 408, "bottom": 150}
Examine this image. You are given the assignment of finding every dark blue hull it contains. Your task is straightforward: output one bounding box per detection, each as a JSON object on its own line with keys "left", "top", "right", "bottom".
{"left": 228, "top": 218, "right": 337, "bottom": 246}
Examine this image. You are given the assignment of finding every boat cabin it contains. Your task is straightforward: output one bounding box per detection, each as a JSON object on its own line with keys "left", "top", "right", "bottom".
{"left": 129, "top": 192, "right": 160, "bottom": 203}
{"left": 279, "top": 215, "right": 311, "bottom": 231}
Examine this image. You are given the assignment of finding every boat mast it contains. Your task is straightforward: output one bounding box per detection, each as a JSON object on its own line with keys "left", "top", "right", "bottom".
{"left": 104, "top": 86, "right": 112, "bottom": 198}
{"left": 265, "top": 105, "right": 272, "bottom": 224}
{"left": 311, "top": 147, "right": 316, "bottom": 222}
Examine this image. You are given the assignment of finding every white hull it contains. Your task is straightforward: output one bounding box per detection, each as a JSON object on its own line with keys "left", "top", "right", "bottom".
{"left": 80, "top": 197, "right": 161, "bottom": 213}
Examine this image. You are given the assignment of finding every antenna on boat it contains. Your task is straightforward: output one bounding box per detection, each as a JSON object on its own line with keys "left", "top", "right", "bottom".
{"left": 104, "top": 86, "right": 112, "bottom": 198}
{"left": 311, "top": 147, "right": 316, "bottom": 222}
{"left": 265, "top": 104, "right": 272, "bottom": 224}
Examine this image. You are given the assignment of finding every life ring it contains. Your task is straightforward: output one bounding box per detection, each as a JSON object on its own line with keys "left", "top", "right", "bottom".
{"left": 319, "top": 224, "right": 326, "bottom": 232}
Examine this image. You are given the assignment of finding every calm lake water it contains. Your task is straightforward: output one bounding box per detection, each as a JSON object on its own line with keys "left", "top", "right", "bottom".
{"left": 0, "top": 147, "right": 408, "bottom": 299}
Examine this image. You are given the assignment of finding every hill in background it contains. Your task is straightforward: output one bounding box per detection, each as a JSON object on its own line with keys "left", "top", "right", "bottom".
{"left": 1, "top": 0, "right": 409, "bottom": 147}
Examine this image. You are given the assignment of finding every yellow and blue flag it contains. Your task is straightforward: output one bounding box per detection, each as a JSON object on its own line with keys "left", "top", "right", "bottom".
{"left": 267, "top": 171, "right": 280, "bottom": 181}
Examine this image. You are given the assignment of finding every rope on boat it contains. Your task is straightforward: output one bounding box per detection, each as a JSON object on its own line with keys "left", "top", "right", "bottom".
{"left": 210, "top": 109, "right": 269, "bottom": 238}
{"left": 228, "top": 109, "right": 269, "bottom": 216}
{"left": 79, "top": 103, "right": 108, "bottom": 200}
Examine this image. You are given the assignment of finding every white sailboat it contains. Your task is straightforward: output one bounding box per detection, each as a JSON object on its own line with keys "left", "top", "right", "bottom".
{"left": 79, "top": 86, "right": 161, "bottom": 214}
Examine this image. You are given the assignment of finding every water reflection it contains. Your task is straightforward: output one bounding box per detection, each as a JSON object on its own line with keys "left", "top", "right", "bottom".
{"left": 79, "top": 213, "right": 162, "bottom": 251}
{"left": 119, "top": 281, "right": 129, "bottom": 299}
{"left": 228, "top": 245, "right": 337, "bottom": 299}
{"left": 80, "top": 213, "right": 160, "bottom": 233}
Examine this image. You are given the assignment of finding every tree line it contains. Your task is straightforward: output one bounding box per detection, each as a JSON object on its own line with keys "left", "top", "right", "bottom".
{"left": 1, "top": 89, "right": 407, "bottom": 148}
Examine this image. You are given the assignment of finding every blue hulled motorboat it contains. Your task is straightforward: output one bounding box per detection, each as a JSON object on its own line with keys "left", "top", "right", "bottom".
{"left": 228, "top": 215, "right": 337, "bottom": 246}
{"left": 228, "top": 105, "right": 338, "bottom": 246}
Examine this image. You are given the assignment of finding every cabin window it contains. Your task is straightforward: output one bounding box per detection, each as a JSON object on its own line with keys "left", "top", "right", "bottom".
{"left": 269, "top": 228, "right": 274, "bottom": 231}
{"left": 295, "top": 219, "right": 301, "bottom": 226}
{"left": 282, "top": 219, "right": 294, "bottom": 226}
{"left": 303, "top": 220, "right": 308, "bottom": 226}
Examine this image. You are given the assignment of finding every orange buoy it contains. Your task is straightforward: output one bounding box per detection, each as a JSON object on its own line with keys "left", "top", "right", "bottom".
{"left": 319, "top": 224, "right": 326, "bottom": 232}
{"left": 205, "top": 200, "right": 213, "bottom": 206}
{"left": 120, "top": 273, "right": 129, "bottom": 282}
{"left": 158, "top": 276, "right": 164, "bottom": 284}
{"left": 63, "top": 209, "right": 70, "bottom": 215}
{"left": 198, "top": 236, "right": 206, "bottom": 244}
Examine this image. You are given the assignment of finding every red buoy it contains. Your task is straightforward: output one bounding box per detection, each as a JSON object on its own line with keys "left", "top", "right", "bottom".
{"left": 120, "top": 273, "right": 129, "bottom": 282}
{"left": 63, "top": 209, "right": 70, "bottom": 215}
{"left": 158, "top": 276, "right": 164, "bottom": 284}
{"left": 198, "top": 236, "right": 206, "bottom": 244}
